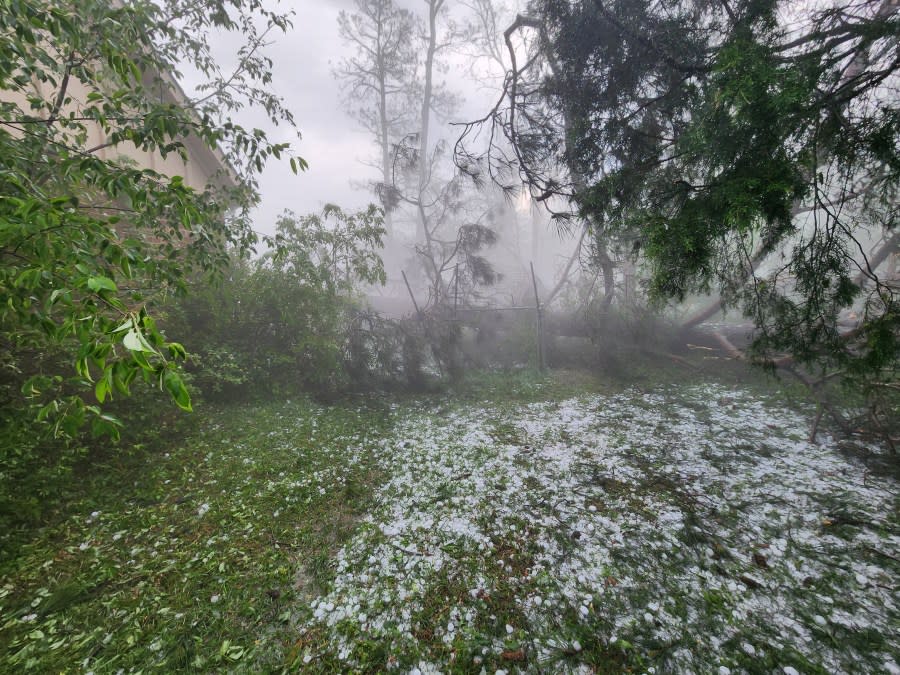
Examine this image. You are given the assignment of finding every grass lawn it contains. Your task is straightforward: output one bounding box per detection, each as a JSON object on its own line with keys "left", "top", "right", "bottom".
{"left": 1, "top": 368, "right": 897, "bottom": 673}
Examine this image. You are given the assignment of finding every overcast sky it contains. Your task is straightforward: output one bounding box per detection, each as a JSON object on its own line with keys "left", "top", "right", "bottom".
{"left": 225, "top": 0, "right": 508, "bottom": 239}
{"left": 247, "top": 0, "right": 368, "bottom": 235}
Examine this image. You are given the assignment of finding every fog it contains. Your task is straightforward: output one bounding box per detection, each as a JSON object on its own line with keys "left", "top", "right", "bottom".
{"left": 173, "top": 0, "right": 895, "bottom": 370}
{"left": 3, "top": 1, "right": 898, "bottom": 672}
{"left": 184, "top": 0, "right": 588, "bottom": 319}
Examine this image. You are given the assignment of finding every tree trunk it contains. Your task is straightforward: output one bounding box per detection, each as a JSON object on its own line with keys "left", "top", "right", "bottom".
{"left": 415, "top": 0, "right": 444, "bottom": 301}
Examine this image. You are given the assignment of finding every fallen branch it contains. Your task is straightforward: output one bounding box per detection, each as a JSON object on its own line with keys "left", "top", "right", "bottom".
{"left": 682, "top": 220, "right": 898, "bottom": 332}
{"left": 712, "top": 331, "right": 744, "bottom": 360}
{"left": 782, "top": 365, "right": 853, "bottom": 435}
{"left": 711, "top": 332, "right": 852, "bottom": 436}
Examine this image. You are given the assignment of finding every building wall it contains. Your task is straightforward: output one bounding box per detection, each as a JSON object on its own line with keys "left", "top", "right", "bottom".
{"left": 3, "top": 70, "right": 235, "bottom": 191}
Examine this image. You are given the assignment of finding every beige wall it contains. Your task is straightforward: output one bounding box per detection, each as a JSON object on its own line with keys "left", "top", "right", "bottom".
{"left": 4, "top": 72, "right": 235, "bottom": 192}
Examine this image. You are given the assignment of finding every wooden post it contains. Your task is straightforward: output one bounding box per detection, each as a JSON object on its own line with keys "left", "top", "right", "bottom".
{"left": 453, "top": 263, "right": 459, "bottom": 317}
{"left": 530, "top": 262, "right": 545, "bottom": 371}
{"left": 401, "top": 270, "right": 423, "bottom": 319}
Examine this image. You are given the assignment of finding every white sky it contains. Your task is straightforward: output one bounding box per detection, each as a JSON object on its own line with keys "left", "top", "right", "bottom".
{"left": 247, "top": 0, "right": 373, "bottom": 236}
{"left": 218, "top": 0, "right": 510, "bottom": 239}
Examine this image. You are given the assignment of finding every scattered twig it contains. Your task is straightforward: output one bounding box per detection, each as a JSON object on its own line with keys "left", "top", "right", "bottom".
{"left": 388, "top": 541, "right": 429, "bottom": 557}
{"left": 863, "top": 545, "right": 900, "bottom": 564}
{"left": 738, "top": 574, "right": 763, "bottom": 590}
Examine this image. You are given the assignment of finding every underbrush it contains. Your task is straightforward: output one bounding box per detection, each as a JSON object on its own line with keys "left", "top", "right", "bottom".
{"left": 0, "top": 379, "right": 194, "bottom": 556}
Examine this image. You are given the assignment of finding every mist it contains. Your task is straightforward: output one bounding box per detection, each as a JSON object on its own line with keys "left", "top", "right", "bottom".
{"left": 1, "top": 0, "right": 897, "bottom": 672}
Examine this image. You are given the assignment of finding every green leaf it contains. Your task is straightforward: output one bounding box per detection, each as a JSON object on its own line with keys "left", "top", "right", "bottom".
{"left": 167, "top": 342, "right": 187, "bottom": 360}
{"left": 122, "top": 329, "right": 142, "bottom": 352}
{"left": 122, "top": 328, "right": 158, "bottom": 354}
{"left": 75, "top": 356, "right": 93, "bottom": 382}
{"left": 91, "top": 415, "right": 121, "bottom": 440}
{"left": 87, "top": 276, "right": 117, "bottom": 293}
{"left": 95, "top": 371, "right": 112, "bottom": 403}
{"left": 91, "top": 418, "right": 113, "bottom": 439}
{"left": 163, "top": 370, "right": 192, "bottom": 411}
{"left": 112, "top": 317, "right": 134, "bottom": 334}
{"left": 48, "top": 288, "right": 71, "bottom": 305}
{"left": 37, "top": 401, "right": 58, "bottom": 422}
{"left": 131, "top": 349, "right": 152, "bottom": 371}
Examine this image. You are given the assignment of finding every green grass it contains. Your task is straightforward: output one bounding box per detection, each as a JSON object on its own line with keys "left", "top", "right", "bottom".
{"left": 1, "top": 367, "right": 896, "bottom": 674}
{"left": 0, "top": 396, "right": 395, "bottom": 672}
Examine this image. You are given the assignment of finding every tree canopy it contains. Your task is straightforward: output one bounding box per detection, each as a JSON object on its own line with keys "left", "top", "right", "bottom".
{"left": 0, "top": 0, "right": 301, "bottom": 437}
{"left": 336, "top": 0, "right": 505, "bottom": 310}
{"left": 463, "top": 0, "right": 899, "bottom": 431}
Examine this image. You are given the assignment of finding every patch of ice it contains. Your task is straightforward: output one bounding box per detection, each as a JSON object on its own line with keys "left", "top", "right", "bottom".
{"left": 297, "top": 383, "right": 898, "bottom": 673}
